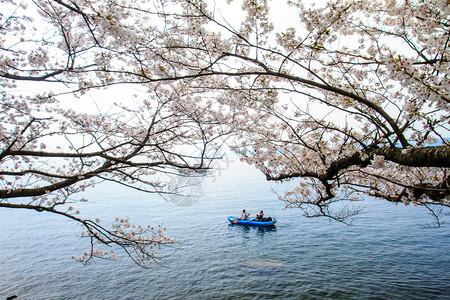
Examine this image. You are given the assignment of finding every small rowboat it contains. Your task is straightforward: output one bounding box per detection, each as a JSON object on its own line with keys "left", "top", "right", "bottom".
{"left": 228, "top": 216, "right": 277, "bottom": 227}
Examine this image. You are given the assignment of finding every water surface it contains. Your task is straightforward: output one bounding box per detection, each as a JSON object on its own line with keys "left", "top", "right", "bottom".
{"left": 1, "top": 161, "right": 449, "bottom": 299}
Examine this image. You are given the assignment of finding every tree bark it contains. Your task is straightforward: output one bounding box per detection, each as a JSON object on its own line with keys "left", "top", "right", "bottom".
{"left": 374, "top": 146, "right": 450, "bottom": 168}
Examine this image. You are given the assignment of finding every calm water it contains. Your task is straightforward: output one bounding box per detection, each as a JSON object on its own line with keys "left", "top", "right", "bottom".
{"left": 1, "top": 160, "right": 450, "bottom": 299}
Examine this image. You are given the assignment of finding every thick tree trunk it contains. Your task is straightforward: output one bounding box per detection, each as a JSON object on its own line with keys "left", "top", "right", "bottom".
{"left": 373, "top": 146, "right": 450, "bottom": 168}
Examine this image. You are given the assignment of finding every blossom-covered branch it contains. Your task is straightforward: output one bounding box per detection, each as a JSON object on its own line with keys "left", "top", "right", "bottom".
{"left": 137, "top": 0, "right": 449, "bottom": 222}
{"left": 0, "top": 202, "right": 174, "bottom": 267}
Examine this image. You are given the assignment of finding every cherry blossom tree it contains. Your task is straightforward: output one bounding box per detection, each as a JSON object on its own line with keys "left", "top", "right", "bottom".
{"left": 0, "top": 0, "right": 229, "bottom": 267}
{"left": 227, "top": 0, "right": 450, "bottom": 225}
{"left": 2, "top": 0, "right": 450, "bottom": 267}
{"left": 114, "top": 0, "right": 448, "bottom": 224}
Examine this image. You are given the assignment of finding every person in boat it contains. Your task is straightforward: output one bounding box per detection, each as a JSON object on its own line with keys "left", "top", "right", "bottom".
{"left": 239, "top": 209, "right": 250, "bottom": 220}
{"left": 256, "top": 210, "right": 273, "bottom": 222}
{"left": 256, "top": 210, "right": 264, "bottom": 221}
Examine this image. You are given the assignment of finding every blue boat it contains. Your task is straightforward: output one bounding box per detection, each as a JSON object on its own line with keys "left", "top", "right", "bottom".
{"left": 228, "top": 216, "right": 277, "bottom": 227}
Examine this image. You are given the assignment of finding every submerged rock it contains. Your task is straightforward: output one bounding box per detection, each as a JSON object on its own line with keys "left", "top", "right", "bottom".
{"left": 243, "top": 259, "right": 284, "bottom": 267}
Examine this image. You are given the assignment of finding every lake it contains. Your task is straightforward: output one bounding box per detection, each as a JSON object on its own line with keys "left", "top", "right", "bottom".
{"left": 1, "top": 159, "right": 449, "bottom": 299}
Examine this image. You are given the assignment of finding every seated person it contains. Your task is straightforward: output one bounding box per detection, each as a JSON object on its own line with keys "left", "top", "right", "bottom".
{"left": 256, "top": 210, "right": 264, "bottom": 221}
{"left": 256, "top": 211, "right": 273, "bottom": 222}
{"left": 239, "top": 209, "right": 250, "bottom": 220}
